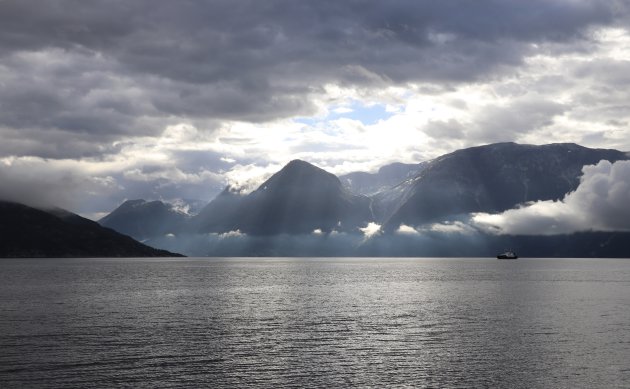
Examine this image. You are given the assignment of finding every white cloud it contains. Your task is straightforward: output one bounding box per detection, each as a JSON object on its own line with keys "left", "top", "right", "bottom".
{"left": 217, "top": 230, "right": 244, "bottom": 239}
{"left": 122, "top": 167, "right": 221, "bottom": 185}
{"left": 427, "top": 221, "right": 477, "bottom": 235}
{"left": 473, "top": 160, "right": 630, "bottom": 235}
{"left": 224, "top": 163, "right": 284, "bottom": 193}
{"left": 360, "top": 222, "right": 382, "bottom": 238}
{"left": 396, "top": 224, "right": 420, "bottom": 235}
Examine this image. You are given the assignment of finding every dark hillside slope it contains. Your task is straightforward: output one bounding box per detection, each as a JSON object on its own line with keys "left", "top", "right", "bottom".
{"left": 0, "top": 201, "right": 182, "bottom": 257}
{"left": 99, "top": 199, "right": 189, "bottom": 241}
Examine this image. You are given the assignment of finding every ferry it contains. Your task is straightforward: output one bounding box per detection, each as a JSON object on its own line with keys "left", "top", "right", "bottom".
{"left": 497, "top": 251, "right": 518, "bottom": 259}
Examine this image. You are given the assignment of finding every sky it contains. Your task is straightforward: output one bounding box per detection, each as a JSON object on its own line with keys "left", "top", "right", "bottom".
{"left": 1, "top": 0, "right": 630, "bottom": 219}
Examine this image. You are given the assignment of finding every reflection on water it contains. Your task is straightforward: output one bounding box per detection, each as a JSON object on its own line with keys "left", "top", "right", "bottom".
{"left": 1, "top": 257, "right": 629, "bottom": 387}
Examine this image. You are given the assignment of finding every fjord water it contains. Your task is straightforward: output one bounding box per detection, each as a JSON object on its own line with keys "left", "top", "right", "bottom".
{"left": 1, "top": 258, "right": 629, "bottom": 388}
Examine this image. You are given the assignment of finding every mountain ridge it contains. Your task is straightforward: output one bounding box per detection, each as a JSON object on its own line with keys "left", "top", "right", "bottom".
{"left": 99, "top": 199, "right": 190, "bottom": 240}
{"left": 377, "top": 142, "right": 628, "bottom": 230}
{"left": 0, "top": 201, "right": 183, "bottom": 258}
{"left": 340, "top": 161, "right": 425, "bottom": 195}
{"left": 95, "top": 142, "right": 630, "bottom": 257}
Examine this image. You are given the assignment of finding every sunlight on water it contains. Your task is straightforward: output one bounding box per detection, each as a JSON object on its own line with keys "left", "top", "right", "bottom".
{"left": 1, "top": 257, "right": 629, "bottom": 387}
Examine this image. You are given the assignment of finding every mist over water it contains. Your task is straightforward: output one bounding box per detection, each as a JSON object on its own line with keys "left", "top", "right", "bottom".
{"left": 146, "top": 229, "right": 630, "bottom": 258}
{"left": 1, "top": 257, "right": 629, "bottom": 388}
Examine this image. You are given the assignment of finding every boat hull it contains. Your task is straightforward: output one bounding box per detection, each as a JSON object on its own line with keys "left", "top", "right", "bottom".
{"left": 497, "top": 251, "right": 518, "bottom": 259}
{"left": 497, "top": 255, "right": 518, "bottom": 259}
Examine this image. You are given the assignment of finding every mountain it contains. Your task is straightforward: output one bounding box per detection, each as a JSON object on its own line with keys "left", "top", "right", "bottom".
{"left": 340, "top": 162, "right": 425, "bottom": 195}
{"left": 99, "top": 199, "right": 189, "bottom": 241}
{"left": 378, "top": 142, "right": 628, "bottom": 229}
{"left": 93, "top": 142, "right": 630, "bottom": 257}
{"left": 0, "top": 201, "right": 182, "bottom": 258}
{"left": 192, "top": 186, "right": 246, "bottom": 233}
{"left": 194, "top": 160, "right": 372, "bottom": 235}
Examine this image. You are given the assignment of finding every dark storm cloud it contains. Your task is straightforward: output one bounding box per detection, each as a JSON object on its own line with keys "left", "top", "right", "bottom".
{"left": 113, "top": 0, "right": 615, "bottom": 85}
{"left": 0, "top": 0, "right": 624, "bottom": 159}
{"left": 0, "top": 127, "right": 124, "bottom": 159}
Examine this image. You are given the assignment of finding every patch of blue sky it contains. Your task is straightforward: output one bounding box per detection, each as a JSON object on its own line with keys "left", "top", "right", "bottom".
{"left": 296, "top": 101, "right": 394, "bottom": 127}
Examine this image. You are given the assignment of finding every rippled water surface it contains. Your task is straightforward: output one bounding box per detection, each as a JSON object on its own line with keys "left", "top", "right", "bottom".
{"left": 1, "top": 257, "right": 630, "bottom": 388}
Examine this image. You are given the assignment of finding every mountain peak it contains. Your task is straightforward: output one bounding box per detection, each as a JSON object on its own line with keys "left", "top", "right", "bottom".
{"left": 257, "top": 159, "right": 341, "bottom": 194}
{"left": 195, "top": 159, "right": 371, "bottom": 235}
{"left": 280, "top": 159, "right": 331, "bottom": 176}
{"left": 286, "top": 159, "right": 314, "bottom": 168}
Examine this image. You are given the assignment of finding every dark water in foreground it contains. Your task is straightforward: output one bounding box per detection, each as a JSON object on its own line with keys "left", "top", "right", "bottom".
{"left": 1, "top": 257, "right": 629, "bottom": 388}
